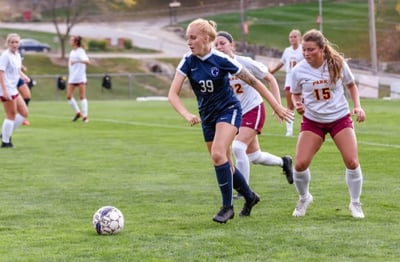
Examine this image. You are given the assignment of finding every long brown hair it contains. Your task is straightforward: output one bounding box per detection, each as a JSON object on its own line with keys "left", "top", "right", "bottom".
{"left": 303, "top": 29, "right": 344, "bottom": 84}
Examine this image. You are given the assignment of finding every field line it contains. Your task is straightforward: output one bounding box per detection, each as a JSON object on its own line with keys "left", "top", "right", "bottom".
{"left": 37, "top": 114, "right": 400, "bottom": 149}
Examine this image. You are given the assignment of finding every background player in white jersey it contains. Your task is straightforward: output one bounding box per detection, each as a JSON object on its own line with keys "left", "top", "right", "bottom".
{"left": 67, "top": 35, "right": 90, "bottom": 123}
{"left": 0, "top": 33, "right": 30, "bottom": 148}
{"left": 168, "top": 19, "right": 293, "bottom": 224}
{"left": 215, "top": 31, "right": 293, "bottom": 194}
{"left": 290, "top": 29, "right": 365, "bottom": 219}
{"left": 270, "top": 29, "right": 304, "bottom": 136}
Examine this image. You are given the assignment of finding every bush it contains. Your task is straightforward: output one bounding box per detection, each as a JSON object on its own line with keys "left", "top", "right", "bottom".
{"left": 123, "top": 38, "right": 133, "bottom": 49}
{"left": 88, "top": 39, "right": 107, "bottom": 51}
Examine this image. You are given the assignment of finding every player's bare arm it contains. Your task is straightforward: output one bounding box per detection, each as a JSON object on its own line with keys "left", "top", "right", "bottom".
{"left": 237, "top": 68, "right": 293, "bottom": 122}
{"left": 168, "top": 72, "right": 201, "bottom": 126}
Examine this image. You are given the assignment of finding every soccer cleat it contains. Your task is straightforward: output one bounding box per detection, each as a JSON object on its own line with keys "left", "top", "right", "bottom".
{"left": 282, "top": 156, "right": 294, "bottom": 184}
{"left": 82, "top": 117, "right": 89, "bottom": 123}
{"left": 285, "top": 131, "right": 293, "bottom": 137}
{"left": 212, "top": 206, "right": 234, "bottom": 224}
{"left": 239, "top": 192, "right": 260, "bottom": 216}
{"left": 72, "top": 112, "right": 82, "bottom": 122}
{"left": 1, "top": 141, "right": 14, "bottom": 148}
{"left": 292, "top": 194, "right": 313, "bottom": 217}
{"left": 349, "top": 202, "right": 365, "bottom": 219}
{"left": 1, "top": 134, "right": 12, "bottom": 147}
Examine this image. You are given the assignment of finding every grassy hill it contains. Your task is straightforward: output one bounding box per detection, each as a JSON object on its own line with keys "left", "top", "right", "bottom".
{"left": 179, "top": 0, "right": 399, "bottom": 65}
{"left": 0, "top": 1, "right": 399, "bottom": 101}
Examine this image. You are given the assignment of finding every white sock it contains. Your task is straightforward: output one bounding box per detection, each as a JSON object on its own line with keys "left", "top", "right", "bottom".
{"left": 248, "top": 150, "right": 283, "bottom": 166}
{"left": 13, "top": 114, "right": 25, "bottom": 131}
{"left": 286, "top": 120, "right": 293, "bottom": 134}
{"left": 293, "top": 168, "right": 311, "bottom": 200}
{"left": 346, "top": 165, "right": 363, "bottom": 203}
{"left": 81, "top": 98, "right": 88, "bottom": 117}
{"left": 68, "top": 98, "right": 80, "bottom": 113}
{"left": 232, "top": 140, "right": 250, "bottom": 184}
{"left": 2, "top": 119, "right": 14, "bottom": 143}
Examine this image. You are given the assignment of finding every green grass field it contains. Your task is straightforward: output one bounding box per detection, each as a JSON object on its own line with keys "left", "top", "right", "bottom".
{"left": 0, "top": 98, "right": 398, "bottom": 261}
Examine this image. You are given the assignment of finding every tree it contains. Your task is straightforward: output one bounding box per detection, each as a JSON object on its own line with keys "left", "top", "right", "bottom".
{"left": 38, "top": 0, "right": 137, "bottom": 59}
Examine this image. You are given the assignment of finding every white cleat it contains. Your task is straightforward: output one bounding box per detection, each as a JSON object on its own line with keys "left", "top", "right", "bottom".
{"left": 285, "top": 131, "right": 293, "bottom": 137}
{"left": 292, "top": 194, "right": 313, "bottom": 217}
{"left": 349, "top": 202, "right": 365, "bottom": 219}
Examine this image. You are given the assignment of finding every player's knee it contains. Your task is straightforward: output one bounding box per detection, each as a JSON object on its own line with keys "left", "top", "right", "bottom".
{"left": 294, "top": 160, "right": 309, "bottom": 172}
{"left": 248, "top": 150, "right": 261, "bottom": 164}
{"left": 232, "top": 140, "right": 247, "bottom": 158}
{"left": 344, "top": 158, "right": 359, "bottom": 170}
{"left": 210, "top": 150, "right": 226, "bottom": 166}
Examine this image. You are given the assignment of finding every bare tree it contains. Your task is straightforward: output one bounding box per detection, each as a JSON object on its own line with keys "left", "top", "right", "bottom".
{"left": 38, "top": 0, "right": 98, "bottom": 59}
{"left": 39, "top": 0, "right": 137, "bottom": 59}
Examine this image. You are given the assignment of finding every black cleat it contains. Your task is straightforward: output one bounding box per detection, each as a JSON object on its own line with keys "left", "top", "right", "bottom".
{"left": 240, "top": 192, "right": 260, "bottom": 216}
{"left": 1, "top": 141, "right": 14, "bottom": 148}
{"left": 72, "top": 112, "right": 82, "bottom": 122}
{"left": 282, "top": 156, "right": 294, "bottom": 184}
{"left": 212, "top": 206, "right": 234, "bottom": 224}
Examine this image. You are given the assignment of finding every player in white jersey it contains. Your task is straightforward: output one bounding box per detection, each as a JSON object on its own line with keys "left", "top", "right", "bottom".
{"left": 270, "top": 29, "right": 304, "bottom": 136}
{"left": 290, "top": 29, "right": 366, "bottom": 219}
{"left": 0, "top": 33, "right": 30, "bottom": 148}
{"left": 67, "top": 35, "right": 90, "bottom": 123}
{"left": 215, "top": 31, "right": 294, "bottom": 194}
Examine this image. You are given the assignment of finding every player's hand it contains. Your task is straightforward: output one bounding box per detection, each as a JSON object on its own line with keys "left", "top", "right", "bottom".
{"left": 3, "top": 92, "right": 12, "bottom": 101}
{"left": 23, "top": 76, "right": 30, "bottom": 83}
{"left": 352, "top": 107, "right": 365, "bottom": 123}
{"left": 295, "top": 101, "right": 305, "bottom": 115}
{"left": 274, "top": 105, "right": 294, "bottom": 123}
{"left": 185, "top": 113, "right": 201, "bottom": 126}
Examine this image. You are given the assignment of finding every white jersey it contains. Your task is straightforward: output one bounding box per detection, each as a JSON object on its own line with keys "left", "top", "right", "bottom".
{"left": 281, "top": 45, "right": 304, "bottom": 88}
{"left": 68, "top": 47, "right": 89, "bottom": 83}
{"left": 0, "top": 49, "right": 22, "bottom": 96}
{"left": 229, "top": 55, "right": 267, "bottom": 114}
{"left": 291, "top": 59, "right": 355, "bottom": 123}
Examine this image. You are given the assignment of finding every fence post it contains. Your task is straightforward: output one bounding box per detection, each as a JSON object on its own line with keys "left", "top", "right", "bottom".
{"left": 128, "top": 73, "right": 134, "bottom": 99}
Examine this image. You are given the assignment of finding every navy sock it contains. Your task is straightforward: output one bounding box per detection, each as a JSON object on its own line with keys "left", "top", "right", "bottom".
{"left": 24, "top": 98, "right": 30, "bottom": 106}
{"left": 214, "top": 161, "right": 233, "bottom": 207}
{"left": 233, "top": 168, "right": 254, "bottom": 201}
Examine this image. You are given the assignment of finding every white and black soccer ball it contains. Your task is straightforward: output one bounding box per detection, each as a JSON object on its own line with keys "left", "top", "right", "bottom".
{"left": 92, "top": 206, "right": 124, "bottom": 235}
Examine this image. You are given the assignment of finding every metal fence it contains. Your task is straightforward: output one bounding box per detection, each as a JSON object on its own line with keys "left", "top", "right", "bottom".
{"left": 29, "top": 69, "right": 400, "bottom": 102}
{"left": 29, "top": 72, "right": 177, "bottom": 101}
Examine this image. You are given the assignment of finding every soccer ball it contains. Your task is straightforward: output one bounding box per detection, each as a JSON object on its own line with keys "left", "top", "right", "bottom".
{"left": 92, "top": 206, "right": 124, "bottom": 235}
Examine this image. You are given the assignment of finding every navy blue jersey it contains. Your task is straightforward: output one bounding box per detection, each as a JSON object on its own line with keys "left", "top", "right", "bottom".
{"left": 177, "top": 49, "right": 243, "bottom": 124}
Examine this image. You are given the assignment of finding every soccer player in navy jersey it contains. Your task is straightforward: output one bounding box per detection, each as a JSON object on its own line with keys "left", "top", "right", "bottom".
{"left": 168, "top": 18, "right": 293, "bottom": 224}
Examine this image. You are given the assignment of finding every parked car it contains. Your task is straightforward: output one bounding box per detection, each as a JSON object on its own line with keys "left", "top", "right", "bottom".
{"left": 19, "top": 39, "right": 51, "bottom": 53}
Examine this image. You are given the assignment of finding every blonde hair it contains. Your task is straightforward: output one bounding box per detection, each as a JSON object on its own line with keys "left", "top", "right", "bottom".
{"left": 5, "top": 33, "right": 20, "bottom": 48}
{"left": 187, "top": 18, "right": 217, "bottom": 42}
{"left": 290, "top": 29, "right": 302, "bottom": 39}
{"left": 302, "top": 29, "right": 344, "bottom": 84}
